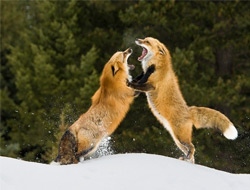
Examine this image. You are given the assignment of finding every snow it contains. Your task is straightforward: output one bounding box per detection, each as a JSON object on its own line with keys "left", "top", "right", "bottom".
{"left": 1, "top": 153, "right": 249, "bottom": 190}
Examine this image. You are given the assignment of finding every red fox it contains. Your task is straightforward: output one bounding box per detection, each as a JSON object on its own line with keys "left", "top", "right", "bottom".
{"left": 127, "top": 37, "right": 238, "bottom": 163}
{"left": 55, "top": 48, "right": 136, "bottom": 164}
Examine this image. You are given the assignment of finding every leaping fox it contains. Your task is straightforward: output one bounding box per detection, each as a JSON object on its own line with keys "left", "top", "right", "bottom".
{"left": 55, "top": 48, "right": 136, "bottom": 164}
{"left": 127, "top": 37, "right": 238, "bottom": 163}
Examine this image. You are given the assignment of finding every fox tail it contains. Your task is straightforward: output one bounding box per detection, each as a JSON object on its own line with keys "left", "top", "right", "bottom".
{"left": 189, "top": 106, "right": 238, "bottom": 140}
{"left": 54, "top": 130, "right": 78, "bottom": 165}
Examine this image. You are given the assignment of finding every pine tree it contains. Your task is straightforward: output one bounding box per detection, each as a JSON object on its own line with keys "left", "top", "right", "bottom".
{"left": 1, "top": 0, "right": 249, "bottom": 172}
{"left": 118, "top": 1, "right": 250, "bottom": 172}
{"left": 0, "top": 0, "right": 29, "bottom": 158}
{"left": 3, "top": 0, "right": 99, "bottom": 162}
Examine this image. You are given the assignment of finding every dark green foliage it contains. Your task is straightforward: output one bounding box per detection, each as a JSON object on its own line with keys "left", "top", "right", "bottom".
{"left": 1, "top": 0, "right": 249, "bottom": 173}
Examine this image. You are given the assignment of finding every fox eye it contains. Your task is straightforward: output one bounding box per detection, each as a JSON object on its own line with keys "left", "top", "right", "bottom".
{"left": 111, "top": 64, "right": 119, "bottom": 76}
{"left": 145, "top": 40, "right": 150, "bottom": 44}
{"left": 111, "top": 66, "right": 115, "bottom": 76}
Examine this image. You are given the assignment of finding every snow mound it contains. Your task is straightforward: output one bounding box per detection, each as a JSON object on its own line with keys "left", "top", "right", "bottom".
{"left": 1, "top": 154, "right": 249, "bottom": 190}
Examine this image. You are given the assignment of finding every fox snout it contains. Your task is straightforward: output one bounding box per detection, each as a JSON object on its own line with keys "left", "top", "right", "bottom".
{"left": 124, "top": 47, "right": 133, "bottom": 55}
{"left": 135, "top": 38, "right": 142, "bottom": 45}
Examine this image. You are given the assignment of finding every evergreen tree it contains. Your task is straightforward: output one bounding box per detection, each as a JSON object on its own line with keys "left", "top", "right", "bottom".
{"left": 0, "top": 0, "right": 29, "bottom": 158}
{"left": 1, "top": 0, "right": 249, "bottom": 172}
{"left": 2, "top": 0, "right": 99, "bottom": 162}
{"left": 117, "top": 0, "right": 250, "bottom": 173}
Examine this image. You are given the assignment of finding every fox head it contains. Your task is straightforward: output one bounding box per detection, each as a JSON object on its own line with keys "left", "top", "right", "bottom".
{"left": 100, "top": 48, "right": 135, "bottom": 90}
{"left": 135, "top": 37, "right": 171, "bottom": 72}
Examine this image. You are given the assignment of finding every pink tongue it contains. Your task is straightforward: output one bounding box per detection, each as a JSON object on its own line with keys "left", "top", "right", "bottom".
{"left": 138, "top": 48, "right": 147, "bottom": 61}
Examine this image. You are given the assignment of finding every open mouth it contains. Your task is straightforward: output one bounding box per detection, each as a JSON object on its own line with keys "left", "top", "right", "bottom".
{"left": 138, "top": 47, "right": 148, "bottom": 61}
{"left": 125, "top": 48, "right": 135, "bottom": 70}
{"left": 125, "top": 50, "right": 134, "bottom": 82}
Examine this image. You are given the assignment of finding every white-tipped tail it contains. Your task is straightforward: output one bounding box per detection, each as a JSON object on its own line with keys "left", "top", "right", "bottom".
{"left": 223, "top": 124, "right": 238, "bottom": 140}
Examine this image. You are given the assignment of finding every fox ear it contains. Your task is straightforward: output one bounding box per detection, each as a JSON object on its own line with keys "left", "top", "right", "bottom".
{"left": 111, "top": 62, "right": 119, "bottom": 76}
{"left": 157, "top": 45, "right": 166, "bottom": 55}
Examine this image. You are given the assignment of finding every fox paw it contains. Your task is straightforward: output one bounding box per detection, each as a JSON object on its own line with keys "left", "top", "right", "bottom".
{"left": 126, "top": 79, "right": 131, "bottom": 87}
{"left": 179, "top": 156, "right": 185, "bottom": 161}
{"left": 127, "top": 80, "right": 137, "bottom": 88}
{"left": 179, "top": 157, "right": 195, "bottom": 164}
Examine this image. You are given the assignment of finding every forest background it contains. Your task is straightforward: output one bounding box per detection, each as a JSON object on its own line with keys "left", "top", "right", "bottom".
{"left": 1, "top": 0, "right": 249, "bottom": 173}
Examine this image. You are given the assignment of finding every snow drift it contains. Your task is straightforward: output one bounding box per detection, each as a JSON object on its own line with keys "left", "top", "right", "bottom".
{"left": 1, "top": 153, "right": 249, "bottom": 190}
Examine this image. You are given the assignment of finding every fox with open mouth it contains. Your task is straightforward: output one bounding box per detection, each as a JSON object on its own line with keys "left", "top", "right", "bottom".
{"left": 127, "top": 37, "right": 238, "bottom": 163}
{"left": 55, "top": 48, "right": 136, "bottom": 164}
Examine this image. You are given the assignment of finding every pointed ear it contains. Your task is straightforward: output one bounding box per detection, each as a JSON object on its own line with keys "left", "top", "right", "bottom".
{"left": 157, "top": 45, "right": 166, "bottom": 55}
{"left": 111, "top": 62, "right": 119, "bottom": 76}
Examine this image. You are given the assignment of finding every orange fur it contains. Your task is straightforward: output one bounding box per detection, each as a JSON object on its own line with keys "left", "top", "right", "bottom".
{"left": 133, "top": 37, "right": 237, "bottom": 163}
{"left": 55, "top": 48, "right": 135, "bottom": 164}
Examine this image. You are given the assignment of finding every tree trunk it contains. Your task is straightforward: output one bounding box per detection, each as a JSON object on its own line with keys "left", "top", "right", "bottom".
{"left": 215, "top": 46, "right": 233, "bottom": 77}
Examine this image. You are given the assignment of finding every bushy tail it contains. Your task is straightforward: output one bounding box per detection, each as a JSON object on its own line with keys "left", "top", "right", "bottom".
{"left": 189, "top": 106, "right": 238, "bottom": 140}
{"left": 54, "top": 130, "right": 95, "bottom": 165}
{"left": 54, "top": 130, "right": 78, "bottom": 165}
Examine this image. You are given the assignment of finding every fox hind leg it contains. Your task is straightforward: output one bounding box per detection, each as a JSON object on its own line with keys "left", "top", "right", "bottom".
{"left": 178, "top": 142, "right": 195, "bottom": 164}
{"left": 75, "top": 146, "right": 95, "bottom": 162}
{"left": 172, "top": 123, "right": 195, "bottom": 163}
{"left": 174, "top": 138, "right": 195, "bottom": 164}
{"left": 75, "top": 130, "right": 104, "bottom": 161}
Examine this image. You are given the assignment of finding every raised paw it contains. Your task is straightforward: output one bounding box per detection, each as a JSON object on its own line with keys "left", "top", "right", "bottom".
{"left": 126, "top": 79, "right": 131, "bottom": 87}
{"left": 126, "top": 79, "right": 136, "bottom": 88}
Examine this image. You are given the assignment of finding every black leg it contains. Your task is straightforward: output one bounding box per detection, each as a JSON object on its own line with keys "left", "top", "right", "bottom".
{"left": 132, "top": 72, "right": 144, "bottom": 83}
{"left": 127, "top": 81, "right": 155, "bottom": 92}
{"left": 138, "top": 65, "right": 155, "bottom": 84}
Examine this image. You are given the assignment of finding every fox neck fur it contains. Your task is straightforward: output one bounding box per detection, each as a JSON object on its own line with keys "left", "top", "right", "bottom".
{"left": 143, "top": 52, "right": 189, "bottom": 123}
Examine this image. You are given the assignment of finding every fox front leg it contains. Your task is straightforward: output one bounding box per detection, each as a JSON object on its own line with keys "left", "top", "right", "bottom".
{"left": 132, "top": 72, "right": 144, "bottom": 97}
{"left": 127, "top": 65, "right": 155, "bottom": 92}
{"left": 128, "top": 82, "right": 155, "bottom": 92}
{"left": 137, "top": 65, "right": 155, "bottom": 84}
{"left": 127, "top": 81, "right": 155, "bottom": 93}
{"left": 132, "top": 64, "right": 155, "bottom": 84}
{"left": 132, "top": 72, "right": 144, "bottom": 83}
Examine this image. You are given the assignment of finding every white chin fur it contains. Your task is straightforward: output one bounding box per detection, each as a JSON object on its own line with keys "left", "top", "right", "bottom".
{"left": 223, "top": 124, "right": 238, "bottom": 140}
{"left": 125, "top": 54, "right": 132, "bottom": 82}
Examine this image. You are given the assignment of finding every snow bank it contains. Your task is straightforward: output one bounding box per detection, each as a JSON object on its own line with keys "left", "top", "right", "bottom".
{"left": 1, "top": 153, "right": 249, "bottom": 190}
